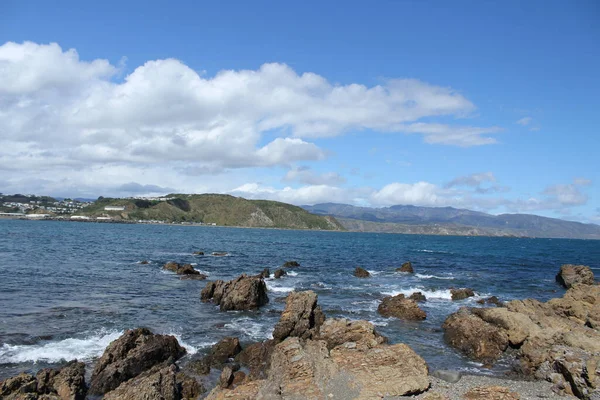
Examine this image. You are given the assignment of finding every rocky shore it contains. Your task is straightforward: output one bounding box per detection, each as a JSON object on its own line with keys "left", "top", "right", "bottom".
{"left": 1, "top": 263, "right": 597, "bottom": 399}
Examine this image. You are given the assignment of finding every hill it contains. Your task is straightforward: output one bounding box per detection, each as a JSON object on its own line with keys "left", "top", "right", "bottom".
{"left": 81, "top": 194, "right": 343, "bottom": 230}
{"left": 302, "top": 203, "right": 600, "bottom": 239}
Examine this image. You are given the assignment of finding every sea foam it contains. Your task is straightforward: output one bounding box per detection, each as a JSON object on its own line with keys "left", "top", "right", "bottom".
{"left": 381, "top": 287, "right": 453, "bottom": 300}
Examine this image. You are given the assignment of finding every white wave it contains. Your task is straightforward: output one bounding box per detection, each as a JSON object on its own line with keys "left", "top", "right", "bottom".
{"left": 369, "top": 320, "right": 389, "bottom": 327}
{"left": 224, "top": 317, "right": 273, "bottom": 341}
{"left": 266, "top": 281, "right": 295, "bottom": 293}
{"left": 367, "top": 270, "right": 382, "bottom": 275}
{"left": 415, "top": 273, "right": 455, "bottom": 280}
{"left": 286, "top": 271, "right": 298, "bottom": 277}
{"left": 190, "top": 263, "right": 197, "bottom": 266}
{"left": 169, "top": 334, "right": 201, "bottom": 355}
{"left": 0, "top": 329, "right": 122, "bottom": 364}
{"left": 311, "top": 282, "right": 332, "bottom": 290}
{"left": 381, "top": 287, "right": 453, "bottom": 300}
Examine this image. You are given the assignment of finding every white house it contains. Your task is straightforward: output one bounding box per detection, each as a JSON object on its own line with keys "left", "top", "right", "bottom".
{"left": 104, "top": 206, "right": 125, "bottom": 211}
{"left": 71, "top": 215, "right": 91, "bottom": 220}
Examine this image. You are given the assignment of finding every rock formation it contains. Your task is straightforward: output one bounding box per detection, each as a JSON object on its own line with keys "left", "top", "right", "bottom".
{"left": 397, "top": 261, "right": 414, "bottom": 273}
{"left": 272, "top": 290, "right": 325, "bottom": 341}
{"left": 354, "top": 266, "right": 370, "bottom": 278}
{"left": 274, "top": 268, "right": 287, "bottom": 279}
{"left": 451, "top": 288, "right": 475, "bottom": 300}
{"left": 282, "top": 260, "right": 300, "bottom": 268}
{"left": 409, "top": 291, "right": 427, "bottom": 302}
{"left": 378, "top": 294, "right": 427, "bottom": 320}
{"left": 556, "top": 264, "right": 595, "bottom": 288}
{"left": 89, "top": 328, "right": 186, "bottom": 395}
{"left": 163, "top": 262, "right": 205, "bottom": 277}
{"left": 201, "top": 274, "right": 269, "bottom": 311}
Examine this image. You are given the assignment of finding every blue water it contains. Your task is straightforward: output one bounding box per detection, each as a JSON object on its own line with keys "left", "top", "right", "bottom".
{"left": 1, "top": 219, "right": 599, "bottom": 380}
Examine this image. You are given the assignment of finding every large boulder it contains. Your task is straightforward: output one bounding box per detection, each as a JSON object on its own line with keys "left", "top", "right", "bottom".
{"left": 442, "top": 308, "right": 509, "bottom": 364}
{"left": 89, "top": 328, "right": 186, "bottom": 395}
{"left": 274, "top": 268, "right": 287, "bottom": 279}
{"left": 272, "top": 290, "right": 325, "bottom": 341}
{"left": 397, "top": 261, "right": 414, "bottom": 273}
{"left": 201, "top": 274, "right": 269, "bottom": 311}
{"left": 235, "top": 339, "right": 277, "bottom": 380}
{"left": 556, "top": 264, "right": 595, "bottom": 288}
{"left": 317, "top": 317, "right": 387, "bottom": 350}
{"left": 378, "top": 294, "right": 427, "bottom": 320}
{"left": 409, "top": 291, "right": 427, "bottom": 302}
{"left": 163, "top": 262, "right": 203, "bottom": 276}
{"left": 354, "top": 267, "right": 370, "bottom": 278}
{"left": 0, "top": 361, "right": 87, "bottom": 400}
{"left": 207, "top": 337, "right": 242, "bottom": 368}
{"left": 282, "top": 261, "right": 300, "bottom": 268}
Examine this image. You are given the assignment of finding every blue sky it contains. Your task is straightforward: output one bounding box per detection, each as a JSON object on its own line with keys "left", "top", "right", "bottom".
{"left": 0, "top": 0, "right": 599, "bottom": 222}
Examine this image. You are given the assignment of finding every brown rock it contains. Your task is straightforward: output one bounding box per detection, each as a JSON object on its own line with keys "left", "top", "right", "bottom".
{"left": 451, "top": 288, "right": 475, "bottom": 300}
{"left": 464, "top": 385, "right": 520, "bottom": 400}
{"left": 0, "top": 373, "right": 38, "bottom": 399}
{"left": 235, "top": 339, "right": 277, "bottom": 380}
{"left": 163, "top": 261, "right": 180, "bottom": 272}
{"left": 219, "top": 366, "right": 235, "bottom": 389}
{"left": 89, "top": 328, "right": 186, "bottom": 395}
{"left": 409, "top": 291, "right": 427, "bottom": 302}
{"left": 193, "top": 251, "right": 204, "bottom": 255}
{"left": 274, "top": 268, "right": 287, "bottom": 279}
{"left": 50, "top": 361, "right": 86, "bottom": 400}
{"left": 272, "top": 290, "right": 325, "bottom": 342}
{"left": 257, "top": 268, "right": 270, "bottom": 279}
{"left": 103, "top": 364, "right": 180, "bottom": 400}
{"left": 177, "top": 372, "right": 205, "bottom": 399}
{"left": 180, "top": 274, "right": 207, "bottom": 280}
{"left": 201, "top": 274, "right": 269, "bottom": 311}
{"left": 397, "top": 261, "right": 414, "bottom": 273}
{"left": 317, "top": 317, "right": 387, "bottom": 350}
{"left": 1, "top": 361, "right": 86, "bottom": 400}
{"left": 442, "top": 308, "right": 509, "bottom": 364}
{"left": 354, "top": 267, "right": 370, "bottom": 278}
{"left": 282, "top": 261, "right": 300, "bottom": 268}
{"left": 212, "top": 252, "right": 228, "bottom": 256}
{"left": 177, "top": 264, "right": 200, "bottom": 275}
{"left": 140, "top": 260, "right": 150, "bottom": 265}
{"left": 208, "top": 337, "right": 242, "bottom": 367}
{"left": 378, "top": 294, "right": 427, "bottom": 320}
{"left": 423, "top": 392, "right": 451, "bottom": 400}
{"left": 556, "top": 264, "right": 595, "bottom": 288}
{"left": 486, "top": 296, "right": 503, "bottom": 306}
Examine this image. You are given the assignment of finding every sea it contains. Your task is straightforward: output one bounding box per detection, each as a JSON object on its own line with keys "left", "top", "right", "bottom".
{"left": 1, "top": 219, "right": 599, "bottom": 381}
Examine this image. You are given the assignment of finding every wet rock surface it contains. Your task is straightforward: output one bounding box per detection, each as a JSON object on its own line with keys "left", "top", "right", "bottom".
{"left": 282, "top": 260, "right": 300, "bottom": 268}
{"left": 397, "top": 261, "right": 414, "bottom": 273}
{"left": 272, "top": 290, "right": 325, "bottom": 341}
{"left": 353, "top": 266, "right": 370, "bottom": 278}
{"left": 556, "top": 264, "right": 595, "bottom": 288}
{"left": 274, "top": 268, "right": 287, "bottom": 279}
{"left": 451, "top": 288, "right": 475, "bottom": 300}
{"left": 378, "top": 293, "right": 427, "bottom": 320}
{"left": 201, "top": 274, "right": 269, "bottom": 311}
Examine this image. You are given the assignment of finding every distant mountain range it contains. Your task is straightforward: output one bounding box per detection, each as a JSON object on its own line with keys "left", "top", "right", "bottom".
{"left": 302, "top": 203, "right": 600, "bottom": 239}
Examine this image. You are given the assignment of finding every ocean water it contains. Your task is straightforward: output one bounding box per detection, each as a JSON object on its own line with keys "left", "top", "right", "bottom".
{"left": 1, "top": 219, "right": 599, "bottom": 380}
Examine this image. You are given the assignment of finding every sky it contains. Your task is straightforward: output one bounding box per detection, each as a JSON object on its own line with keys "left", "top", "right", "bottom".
{"left": 0, "top": 0, "right": 599, "bottom": 223}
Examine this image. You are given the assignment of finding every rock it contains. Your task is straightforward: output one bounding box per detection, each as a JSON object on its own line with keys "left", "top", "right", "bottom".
{"left": 180, "top": 274, "right": 207, "bottom": 280}
{"left": 282, "top": 260, "right": 300, "bottom": 268}
{"left": 193, "top": 251, "right": 204, "bottom": 255}
{"left": 354, "top": 266, "right": 370, "bottom": 278}
{"left": 442, "top": 308, "right": 509, "bottom": 364}
{"left": 397, "top": 261, "right": 414, "bottom": 273}
{"left": 431, "top": 369, "right": 462, "bottom": 383}
{"left": 231, "top": 371, "right": 246, "bottom": 386}
{"left": 476, "top": 299, "right": 485, "bottom": 304}
{"left": 219, "top": 366, "right": 235, "bottom": 389}
{"left": 201, "top": 274, "right": 269, "bottom": 311}
{"left": 177, "top": 372, "right": 205, "bottom": 399}
{"left": 274, "top": 268, "right": 287, "bottom": 279}
{"left": 556, "top": 264, "right": 595, "bottom": 288}
{"left": 0, "top": 361, "right": 87, "bottom": 400}
{"left": 212, "top": 252, "right": 228, "bottom": 256}
{"left": 550, "top": 345, "right": 600, "bottom": 399}
{"left": 235, "top": 339, "right": 277, "bottom": 380}
{"left": 187, "top": 358, "right": 211, "bottom": 375}
{"left": 89, "top": 328, "right": 186, "bottom": 395}
{"left": 317, "top": 317, "right": 387, "bottom": 350}
{"left": 140, "top": 260, "right": 150, "bottom": 264}
{"left": 451, "top": 288, "right": 475, "bottom": 300}
{"left": 464, "top": 386, "right": 520, "bottom": 400}
{"left": 257, "top": 268, "right": 270, "bottom": 279}
{"left": 378, "top": 294, "right": 427, "bottom": 320}
{"left": 272, "top": 290, "right": 325, "bottom": 342}
{"left": 163, "top": 261, "right": 180, "bottom": 272}
{"left": 486, "top": 296, "right": 503, "bottom": 306}
{"left": 177, "top": 264, "right": 200, "bottom": 275}
{"left": 207, "top": 337, "right": 242, "bottom": 367}
{"left": 409, "top": 291, "right": 427, "bottom": 302}
{"left": 422, "top": 392, "right": 450, "bottom": 400}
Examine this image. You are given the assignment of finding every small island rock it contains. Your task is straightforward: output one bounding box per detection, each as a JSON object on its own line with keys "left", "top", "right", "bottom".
{"left": 556, "top": 264, "right": 595, "bottom": 288}
{"left": 354, "top": 267, "right": 370, "bottom": 278}
{"left": 378, "top": 294, "right": 427, "bottom": 320}
{"left": 397, "top": 261, "right": 414, "bottom": 273}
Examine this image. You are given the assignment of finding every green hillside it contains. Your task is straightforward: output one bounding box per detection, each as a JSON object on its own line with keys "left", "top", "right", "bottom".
{"left": 81, "top": 194, "right": 344, "bottom": 230}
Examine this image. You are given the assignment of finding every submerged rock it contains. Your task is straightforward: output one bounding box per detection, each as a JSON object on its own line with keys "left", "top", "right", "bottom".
{"left": 257, "top": 268, "right": 270, "bottom": 279}
{"left": 378, "top": 294, "right": 427, "bottom": 320}
{"left": 282, "top": 260, "right": 300, "bottom": 268}
{"left": 409, "top": 291, "right": 427, "bottom": 302}
{"left": 397, "top": 261, "right": 414, "bottom": 273}
{"left": 140, "top": 260, "right": 150, "bottom": 265}
{"left": 556, "top": 264, "right": 595, "bottom": 288}
{"left": 163, "top": 262, "right": 202, "bottom": 276}
{"left": 212, "top": 252, "right": 228, "bottom": 256}
{"left": 353, "top": 266, "right": 370, "bottom": 278}
{"left": 0, "top": 360, "right": 87, "bottom": 400}
{"left": 193, "top": 251, "right": 204, "bottom": 255}
{"left": 272, "top": 290, "right": 325, "bottom": 341}
{"left": 201, "top": 274, "right": 269, "bottom": 311}
{"left": 89, "top": 328, "right": 186, "bottom": 395}
{"left": 451, "top": 287, "right": 475, "bottom": 300}
{"left": 274, "top": 268, "right": 287, "bottom": 279}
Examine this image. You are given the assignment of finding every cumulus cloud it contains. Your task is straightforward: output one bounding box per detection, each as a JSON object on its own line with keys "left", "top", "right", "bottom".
{"left": 231, "top": 183, "right": 360, "bottom": 205}
{"left": 542, "top": 179, "right": 589, "bottom": 207}
{"left": 516, "top": 117, "right": 532, "bottom": 126}
{"left": 283, "top": 166, "right": 346, "bottom": 186}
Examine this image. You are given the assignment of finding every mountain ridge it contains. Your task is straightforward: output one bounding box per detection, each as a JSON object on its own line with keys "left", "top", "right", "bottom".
{"left": 302, "top": 203, "right": 600, "bottom": 239}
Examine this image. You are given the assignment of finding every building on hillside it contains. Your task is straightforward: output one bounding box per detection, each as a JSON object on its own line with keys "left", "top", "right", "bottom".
{"left": 104, "top": 206, "right": 125, "bottom": 211}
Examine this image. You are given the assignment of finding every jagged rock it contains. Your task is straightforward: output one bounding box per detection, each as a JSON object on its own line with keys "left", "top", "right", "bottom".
{"left": 556, "top": 264, "right": 595, "bottom": 288}
{"left": 409, "top": 291, "right": 427, "bottom": 302}
{"left": 272, "top": 290, "right": 325, "bottom": 342}
{"left": 140, "top": 260, "right": 150, "bottom": 265}
{"left": 180, "top": 274, "right": 207, "bottom": 280}
{"left": 235, "top": 339, "right": 277, "bottom": 380}
{"left": 397, "top": 261, "right": 414, "bottom": 273}
{"left": 354, "top": 267, "right": 370, "bottom": 278}
{"left": 282, "top": 261, "right": 300, "bottom": 268}
{"left": 201, "top": 274, "right": 269, "bottom": 311}
{"left": 163, "top": 262, "right": 180, "bottom": 272}
{"left": 378, "top": 294, "right": 427, "bottom": 320}
{"left": 177, "top": 264, "right": 200, "bottom": 275}
{"left": 89, "top": 328, "right": 186, "bottom": 395}
{"left": 207, "top": 337, "right": 242, "bottom": 367}
{"left": 274, "top": 268, "right": 286, "bottom": 279}
{"left": 464, "top": 386, "right": 520, "bottom": 400}
{"left": 317, "top": 317, "right": 387, "bottom": 350}
{"left": 451, "top": 288, "right": 475, "bottom": 300}
{"left": 486, "top": 296, "right": 503, "bottom": 306}
{"left": 257, "top": 268, "right": 270, "bottom": 279}
{"left": 219, "top": 366, "right": 235, "bottom": 389}
{"left": 187, "top": 358, "right": 211, "bottom": 375}
{"left": 0, "top": 361, "right": 87, "bottom": 400}
{"left": 177, "top": 372, "right": 205, "bottom": 399}
{"left": 442, "top": 308, "right": 509, "bottom": 364}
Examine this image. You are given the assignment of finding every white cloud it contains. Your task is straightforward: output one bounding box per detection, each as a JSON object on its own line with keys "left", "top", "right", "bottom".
{"left": 445, "top": 172, "right": 496, "bottom": 188}
{"left": 370, "top": 182, "right": 441, "bottom": 206}
{"left": 231, "top": 183, "right": 359, "bottom": 205}
{"left": 283, "top": 166, "right": 346, "bottom": 185}
{"left": 516, "top": 117, "right": 532, "bottom": 126}
{"left": 400, "top": 123, "right": 502, "bottom": 146}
